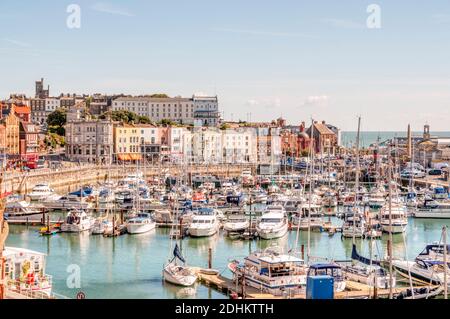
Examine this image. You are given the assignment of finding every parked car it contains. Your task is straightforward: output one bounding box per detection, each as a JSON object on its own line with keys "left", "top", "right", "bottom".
{"left": 428, "top": 169, "right": 442, "bottom": 176}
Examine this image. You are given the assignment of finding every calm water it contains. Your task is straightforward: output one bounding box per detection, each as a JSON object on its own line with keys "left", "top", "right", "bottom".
{"left": 341, "top": 131, "right": 450, "bottom": 148}
{"left": 5, "top": 216, "right": 450, "bottom": 299}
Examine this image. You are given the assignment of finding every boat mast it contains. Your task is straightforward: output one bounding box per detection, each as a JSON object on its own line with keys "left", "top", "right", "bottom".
{"left": 387, "top": 151, "right": 393, "bottom": 299}
{"left": 307, "top": 118, "right": 315, "bottom": 262}
{"left": 444, "top": 225, "right": 448, "bottom": 299}
{"left": 353, "top": 116, "right": 361, "bottom": 243}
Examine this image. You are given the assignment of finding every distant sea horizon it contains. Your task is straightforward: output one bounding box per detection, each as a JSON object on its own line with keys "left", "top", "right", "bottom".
{"left": 341, "top": 131, "right": 450, "bottom": 148}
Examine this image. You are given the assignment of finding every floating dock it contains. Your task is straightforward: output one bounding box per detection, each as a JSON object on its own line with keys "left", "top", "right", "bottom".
{"left": 197, "top": 272, "right": 437, "bottom": 299}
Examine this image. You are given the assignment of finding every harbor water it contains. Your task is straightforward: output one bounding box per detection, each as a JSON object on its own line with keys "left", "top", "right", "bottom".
{"left": 5, "top": 214, "right": 450, "bottom": 299}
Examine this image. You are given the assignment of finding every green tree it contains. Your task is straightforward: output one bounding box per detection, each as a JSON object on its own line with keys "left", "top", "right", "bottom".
{"left": 47, "top": 108, "right": 67, "bottom": 136}
{"left": 150, "top": 93, "right": 169, "bottom": 98}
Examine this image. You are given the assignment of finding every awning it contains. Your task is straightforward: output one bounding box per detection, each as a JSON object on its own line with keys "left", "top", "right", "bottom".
{"left": 118, "top": 154, "right": 131, "bottom": 161}
{"left": 118, "top": 154, "right": 142, "bottom": 161}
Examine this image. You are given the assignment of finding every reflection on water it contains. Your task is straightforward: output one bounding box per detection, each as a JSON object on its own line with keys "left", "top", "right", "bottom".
{"left": 5, "top": 217, "right": 450, "bottom": 299}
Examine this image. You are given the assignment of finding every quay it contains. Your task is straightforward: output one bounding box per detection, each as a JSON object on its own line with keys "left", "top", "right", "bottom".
{"left": 2, "top": 163, "right": 256, "bottom": 196}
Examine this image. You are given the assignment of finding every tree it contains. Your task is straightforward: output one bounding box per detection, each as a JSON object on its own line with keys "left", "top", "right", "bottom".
{"left": 47, "top": 108, "right": 67, "bottom": 128}
{"left": 220, "top": 123, "right": 231, "bottom": 130}
{"left": 150, "top": 93, "right": 169, "bottom": 98}
{"left": 106, "top": 110, "right": 154, "bottom": 125}
{"left": 47, "top": 108, "right": 67, "bottom": 136}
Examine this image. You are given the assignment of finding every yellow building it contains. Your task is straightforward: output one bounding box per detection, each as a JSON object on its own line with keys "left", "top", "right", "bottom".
{"left": 1, "top": 105, "right": 20, "bottom": 155}
{"left": 113, "top": 123, "right": 142, "bottom": 161}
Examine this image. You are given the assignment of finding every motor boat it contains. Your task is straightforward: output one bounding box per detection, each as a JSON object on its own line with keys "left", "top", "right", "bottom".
{"left": 91, "top": 218, "right": 113, "bottom": 235}
{"left": 256, "top": 209, "right": 288, "bottom": 240}
{"left": 4, "top": 201, "right": 44, "bottom": 223}
{"left": 126, "top": 212, "right": 156, "bottom": 234}
{"left": 27, "top": 183, "right": 59, "bottom": 202}
{"left": 414, "top": 198, "right": 450, "bottom": 218}
{"left": 292, "top": 204, "right": 323, "bottom": 231}
{"left": 307, "top": 263, "right": 346, "bottom": 292}
{"left": 188, "top": 208, "right": 220, "bottom": 237}
{"left": 223, "top": 211, "right": 249, "bottom": 233}
{"left": 60, "top": 210, "right": 95, "bottom": 232}
{"left": 380, "top": 203, "right": 408, "bottom": 234}
{"left": 228, "top": 247, "right": 307, "bottom": 296}
{"left": 41, "top": 194, "right": 92, "bottom": 210}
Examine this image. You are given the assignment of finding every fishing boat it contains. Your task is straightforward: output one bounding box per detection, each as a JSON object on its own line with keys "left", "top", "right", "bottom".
{"left": 26, "top": 183, "right": 59, "bottom": 202}
{"left": 256, "top": 209, "right": 288, "bottom": 239}
{"left": 228, "top": 247, "right": 307, "bottom": 296}
{"left": 60, "top": 210, "right": 95, "bottom": 232}
{"left": 187, "top": 208, "right": 220, "bottom": 237}
{"left": 126, "top": 212, "right": 156, "bottom": 234}
{"left": 163, "top": 244, "right": 198, "bottom": 287}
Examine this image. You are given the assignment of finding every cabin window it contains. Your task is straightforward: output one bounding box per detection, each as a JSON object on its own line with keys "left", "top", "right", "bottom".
{"left": 34, "top": 260, "right": 40, "bottom": 272}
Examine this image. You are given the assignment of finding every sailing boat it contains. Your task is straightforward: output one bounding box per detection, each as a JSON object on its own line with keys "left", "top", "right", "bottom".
{"left": 163, "top": 175, "right": 197, "bottom": 287}
{"left": 163, "top": 243, "right": 198, "bottom": 286}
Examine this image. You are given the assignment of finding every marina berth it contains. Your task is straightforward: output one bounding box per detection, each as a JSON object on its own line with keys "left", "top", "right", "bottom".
{"left": 413, "top": 198, "right": 450, "bottom": 218}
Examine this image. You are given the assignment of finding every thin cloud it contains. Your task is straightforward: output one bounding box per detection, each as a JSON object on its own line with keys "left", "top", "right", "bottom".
{"left": 3, "top": 38, "right": 31, "bottom": 47}
{"left": 321, "top": 18, "right": 365, "bottom": 29}
{"left": 212, "top": 27, "right": 315, "bottom": 38}
{"left": 246, "top": 98, "right": 281, "bottom": 109}
{"left": 91, "top": 2, "right": 134, "bottom": 17}
{"left": 300, "top": 95, "right": 329, "bottom": 107}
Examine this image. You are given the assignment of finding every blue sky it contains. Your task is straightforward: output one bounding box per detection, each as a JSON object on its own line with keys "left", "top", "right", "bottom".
{"left": 0, "top": 0, "right": 449, "bottom": 131}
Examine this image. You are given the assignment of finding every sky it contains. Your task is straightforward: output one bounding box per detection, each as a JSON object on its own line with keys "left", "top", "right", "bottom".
{"left": 0, "top": 0, "right": 449, "bottom": 131}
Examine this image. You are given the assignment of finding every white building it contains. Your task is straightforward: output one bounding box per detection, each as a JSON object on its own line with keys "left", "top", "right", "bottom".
{"left": 181, "top": 127, "right": 257, "bottom": 164}
{"left": 112, "top": 96, "right": 195, "bottom": 125}
{"left": 193, "top": 95, "right": 220, "bottom": 127}
{"left": 221, "top": 128, "right": 257, "bottom": 163}
{"left": 45, "top": 98, "right": 60, "bottom": 112}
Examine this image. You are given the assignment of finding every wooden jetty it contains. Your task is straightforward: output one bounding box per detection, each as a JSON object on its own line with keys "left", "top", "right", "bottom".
{"left": 197, "top": 272, "right": 438, "bottom": 299}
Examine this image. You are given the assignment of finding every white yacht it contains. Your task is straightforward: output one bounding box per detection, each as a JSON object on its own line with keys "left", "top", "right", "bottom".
{"left": 126, "top": 212, "right": 156, "bottom": 234}
{"left": 256, "top": 209, "right": 288, "bottom": 240}
{"left": 91, "top": 218, "right": 113, "bottom": 235}
{"left": 228, "top": 247, "right": 308, "bottom": 296}
{"left": 60, "top": 210, "right": 95, "bottom": 232}
{"left": 188, "top": 208, "right": 220, "bottom": 237}
{"left": 41, "top": 194, "right": 92, "bottom": 210}
{"left": 380, "top": 203, "right": 408, "bottom": 234}
{"left": 223, "top": 211, "right": 249, "bottom": 233}
{"left": 292, "top": 204, "right": 323, "bottom": 231}
{"left": 4, "top": 200, "right": 43, "bottom": 223}
{"left": 27, "top": 183, "right": 59, "bottom": 202}
{"left": 341, "top": 207, "right": 366, "bottom": 238}
{"left": 414, "top": 199, "right": 450, "bottom": 218}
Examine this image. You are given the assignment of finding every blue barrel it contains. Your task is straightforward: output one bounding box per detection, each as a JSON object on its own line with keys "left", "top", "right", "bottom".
{"left": 306, "top": 275, "right": 334, "bottom": 299}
